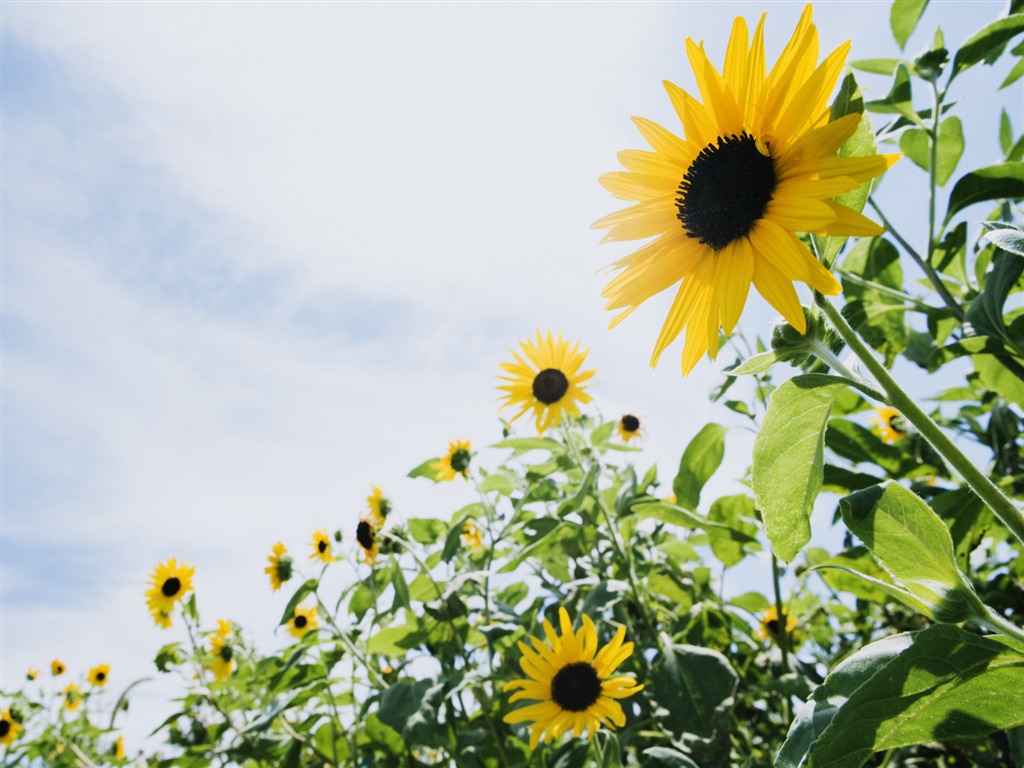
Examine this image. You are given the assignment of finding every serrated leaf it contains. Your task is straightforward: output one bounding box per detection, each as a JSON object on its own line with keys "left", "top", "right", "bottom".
{"left": 950, "top": 15, "right": 1024, "bottom": 81}
{"left": 945, "top": 162, "right": 1024, "bottom": 224}
{"left": 672, "top": 423, "right": 726, "bottom": 511}
{"left": 752, "top": 375, "right": 849, "bottom": 562}
{"left": 891, "top": 0, "right": 929, "bottom": 49}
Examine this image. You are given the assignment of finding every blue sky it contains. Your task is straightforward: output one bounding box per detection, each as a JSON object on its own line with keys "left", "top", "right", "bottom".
{"left": 3, "top": 0, "right": 1020, "bottom": 751}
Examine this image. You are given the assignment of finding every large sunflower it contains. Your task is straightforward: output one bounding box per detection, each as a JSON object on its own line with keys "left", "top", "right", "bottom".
{"left": 431, "top": 439, "right": 473, "bottom": 482}
{"left": 144, "top": 558, "right": 195, "bottom": 620}
{"left": 0, "top": 709, "right": 22, "bottom": 747}
{"left": 265, "top": 541, "right": 293, "bottom": 591}
{"left": 498, "top": 331, "right": 596, "bottom": 434}
{"left": 595, "top": 5, "right": 898, "bottom": 375}
{"left": 88, "top": 664, "right": 110, "bottom": 687}
{"left": 504, "top": 607, "right": 643, "bottom": 749}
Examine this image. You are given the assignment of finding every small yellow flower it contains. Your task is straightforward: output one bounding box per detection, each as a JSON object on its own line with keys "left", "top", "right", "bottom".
{"left": 504, "top": 607, "right": 643, "bottom": 749}
{"left": 616, "top": 414, "right": 644, "bottom": 442}
{"left": 88, "top": 664, "right": 110, "bottom": 687}
{"left": 63, "top": 682, "right": 82, "bottom": 711}
{"left": 287, "top": 605, "right": 319, "bottom": 639}
{"left": 0, "top": 709, "right": 23, "bottom": 747}
{"left": 431, "top": 440, "right": 473, "bottom": 482}
{"left": 145, "top": 558, "right": 195, "bottom": 626}
{"left": 498, "top": 331, "right": 595, "bottom": 434}
{"left": 755, "top": 605, "right": 798, "bottom": 645}
{"left": 462, "top": 521, "right": 483, "bottom": 549}
{"left": 310, "top": 529, "right": 333, "bottom": 564}
{"left": 356, "top": 518, "right": 380, "bottom": 565}
{"left": 207, "top": 620, "right": 234, "bottom": 681}
{"left": 872, "top": 406, "right": 908, "bottom": 444}
{"left": 366, "top": 486, "right": 391, "bottom": 529}
{"left": 26, "top": 667, "right": 39, "bottom": 681}
{"left": 114, "top": 735, "right": 126, "bottom": 760}
{"left": 265, "top": 541, "right": 293, "bottom": 591}
{"left": 51, "top": 659, "right": 66, "bottom": 676}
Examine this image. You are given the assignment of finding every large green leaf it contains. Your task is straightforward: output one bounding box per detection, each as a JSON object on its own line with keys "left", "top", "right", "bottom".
{"left": 378, "top": 678, "right": 447, "bottom": 745}
{"left": 706, "top": 494, "right": 761, "bottom": 567}
{"left": 672, "top": 423, "right": 726, "bottom": 511}
{"left": 651, "top": 638, "right": 738, "bottom": 739}
{"left": 810, "top": 625, "right": 1024, "bottom": 768}
{"left": 965, "top": 249, "right": 1024, "bottom": 340}
{"left": 841, "top": 237, "right": 907, "bottom": 366}
{"left": 890, "top": 0, "right": 929, "bottom": 49}
{"left": 752, "top": 375, "right": 849, "bottom": 562}
{"left": 950, "top": 15, "right": 1024, "bottom": 81}
{"left": 898, "top": 117, "right": 963, "bottom": 186}
{"left": 839, "top": 483, "right": 978, "bottom": 622}
{"left": 945, "top": 162, "right": 1024, "bottom": 224}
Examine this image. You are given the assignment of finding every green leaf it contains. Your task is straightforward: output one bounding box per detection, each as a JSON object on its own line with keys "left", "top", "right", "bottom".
{"left": 981, "top": 223, "right": 1024, "bottom": 259}
{"left": 810, "top": 625, "right": 1024, "bottom": 768}
{"left": 726, "top": 350, "right": 779, "bottom": 376}
{"left": 478, "top": 473, "right": 517, "bottom": 495}
{"left": 945, "top": 162, "right": 1024, "bottom": 224}
{"left": 407, "top": 458, "right": 440, "bottom": 481}
{"left": 898, "top": 116, "right": 963, "bottom": 186}
{"left": 491, "top": 437, "right": 565, "bottom": 456}
{"left": 407, "top": 517, "right": 447, "bottom": 545}
{"left": 965, "top": 249, "right": 1024, "bottom": 340}
{"left": 1002, "top": 56, "right": 1024, "bottom": 89}
{"left": 366, "top": 623, "right": 426, "bottom": 656}
{"left": 865, "top": 63, "right": 919, "bottom": 125}
{"left": 1002, "top": 110, "right": 1015, "bottom": 156}
{"left": 839, "top": 482, "right": 978, "bottom": 622}
{"left": 849, "top": 58, "right": 902, "bottom": 75}
{"left": 280, "top": 578, "right": 318, "bottom": 626}
{"left": 348, "top": 581, "right": 373, "bottom": 621}
{"left": 841, "top": 237, "right": 906, "bottom": 365}
{"left": 891, "top": 0, "right": 929, "bottom": 49}
{"left": 652, "top": 638, "right": 738, "bottom": 739}
{"left": 672, "top": 423, "right": 726, "bottom": 511}
{"left": 950, "top": 15, "right": 1024, "bottom": 81}
{"left": 363, "top": 713, "right": 405, "bottom": 755}
{"left": 752, "top": 375, "right": 849, "bottom": 562}
{"left": 378, "top": 678, "right": 446, "bottom": 745}
{"left": 633, "top": 501, "right": 759, "bottom": 545}
{"left": 975, "top": 354, "right": 1024, "bottom": 408}
{"left": 706, "top": 495, "right": 760, "bottom": 567}
{"left": 807, "top": 546, "right": 893, "bottom": 603}
{"left": 642, "top": 747, "right": 700, "bottom": 768}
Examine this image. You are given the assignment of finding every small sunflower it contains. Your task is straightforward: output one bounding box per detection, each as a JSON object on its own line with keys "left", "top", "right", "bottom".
{"left": 0, "top": 709, "right": 23, "bottom": 747}
{"left": 287, "top": 605, "right": 319, "bottom": 639}
{"left": 87, "top": 664, "right": 110, "bottom": 687}
{"left": 144, "top": 558, "right": 195, "bottom": 621}
{"left": 431, "top": 439, "right": 473, "bottom": 482}
{"left": 207, "top": 620, "right": 234, "bottom": 681}
{"left": 755, "top": 605, "right": 799, "bottom": 644}
{"left": 366, "top": 486, "right": 392, "bottom": 529}
{"left": 504, "top": 607, "right": 644, "bottom": 749}
{"left": 462, "top": 520, "right": 483, "bottom": 549}
{"left": 51, "top": 659, "right": 66, "bottom": 676}
{"left": 63, "top": 682, "right": 82, "bottom": 711}
{"left": 356, "top": 518, "right": 380, "bottom": 565}
{"left": 265, "top": 541, "right": 293, "bottom": 591}
{"left": 872, "top": 406, "right": 908, "bottom": 444}
{"left": 310, "top": 529, "right": 333, "bottom": 564}
{"left": 616, "top": 414, "right": 644, "bottom": 442}
{"left": 113, "top": 735, "right": 126, "bottom": 760}
{"left": 498, "top": 331, "right": 596, "bottom": 434}
{"left": 26, "top": 667, "right": 39, "bottom": 681}
{"left": 595, "top": 5, "right": 899, "bottom": 375}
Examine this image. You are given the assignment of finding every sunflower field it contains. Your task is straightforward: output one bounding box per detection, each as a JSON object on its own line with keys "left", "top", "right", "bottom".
{"left": 5, "top": 1, "right": 1024, "bottom": 766}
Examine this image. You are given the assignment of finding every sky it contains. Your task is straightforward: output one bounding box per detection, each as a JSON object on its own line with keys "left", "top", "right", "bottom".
{"left": 3, "top": 0, "right": 1021, "bottom": 754}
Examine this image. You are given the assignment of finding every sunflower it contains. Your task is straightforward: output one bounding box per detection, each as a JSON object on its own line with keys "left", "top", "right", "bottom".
{"left": 26, "top": 667, "right": 38, "bottom": 681}
{"left": 51, "top": 659, "right": 66, "bottom": 676}
{"left": 872, "top": 406, "right": 908, "bottom": 444}
{"left": 498, "top": 331, "right": 596, "bottom": 434}
{"left": 207, "top": 620, "right": 234, "bottom": 681}
{"left": 504, "top": 607, "right": 644, "bottom": 749}
{"left": 616, "top": 414, "right": 644, "bottom": 442}
{"left": 144, "top": 558, "right": 195, "bottom": 622}
{"left": 265, "top": 541, "right": 293, "bottom": 591}
{"left": 366, "top": 486, "right": 392, "bottom": 529}
{"left": 310, "top": 529, "right": 333, "bottom": 564}
{"left": 113, "top": 735, "right": 126, "bottom": 760}
{"left": 0, "top": 709, "right": 22, "bottom": 747}
{"left": 356, "top": 518, "right": 380, "bottom": 565}
{"left": 287, "top": 605, "right": 319, "bottom": 639}
{"left": 63, "top": 682, "right": 82, "bottom": 711}
{"left": 755, "top": 605, "right": 799, "bottom": 644}
{"left": 595, "top": 5, "right": 899, "bottom": 376}
{"left": 462, "top": 520, "right": 483, "bottom": 549}
{"left": 87, "top": 664, "right": 110, "bottom": 687}
{"left": 431, "top": 439, "right": 473, "bottom": 482}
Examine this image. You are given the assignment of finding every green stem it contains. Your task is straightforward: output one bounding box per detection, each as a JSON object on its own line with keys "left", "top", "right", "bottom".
{"left": 805, "top": 339, "right": 887, "bottom": 402}
{"left": 770, "top": 555, "right": 791, "bottom": 725}
{"left": 817, "top": 295, "right": 1024, "bottom": 546}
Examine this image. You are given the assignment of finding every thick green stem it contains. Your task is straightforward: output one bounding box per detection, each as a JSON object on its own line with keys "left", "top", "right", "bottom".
{"left": 817, "top": 296, "right": 1024, "bottom": 546}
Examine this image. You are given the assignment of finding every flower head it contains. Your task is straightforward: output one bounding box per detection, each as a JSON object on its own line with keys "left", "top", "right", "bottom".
{"left": 265, "top": 541, "right": 293, "bottom": 591}
{"left": 287, "top": 605, "right": 319, "bottom": 639}
{"left": 63, "top": 682, "right": 82, "bottom": 711}
{"left": 145, "top": 558, "right": 195, "bottom": 626}
{"left": 356, "top": 518, "right": 380, "bottom": 565}
{"left": 366, "top": 486, "right": 391, "bottom": 529}
{"left": 26, "top": 667, "right": 38, "bottom": 681}
{"left": 872, "top": 406, "right": 908, "bottom": 444}
{"left": 207, "top": 620, "right": 234, "bottom": 681}
{"left": 504, "top": 607, "right": 643, "bottom": 749}
{"left": 88, "top": 664, "right": 110, "bottom": 687}
{"left": 113, "top": 735, "right": 126, "bottom": 760}
{"left": 310, "top": 529, "right": 333, "bottom": 564}
{"left": 498, "top": 331, "right": 596, "bottom": 434}
{"left": 462, "top": 520, "right": 483, "bottom": 549}
{"left": 616, "top": 414, "right": 644, "bottom": 442}
{"left": 595, "top": 5, "right": 898, "bottom": 375}
{"left": 0, "top": 709, "right": 23, "bottom": 747}
{"left": 431, "top": 439, "right": 473, "bottom": 482}
{"left": 756, "top": 605, "right": 799, "bottom": 645}
{"left": 51, "top": 659, "right": 66, "bottom": 676}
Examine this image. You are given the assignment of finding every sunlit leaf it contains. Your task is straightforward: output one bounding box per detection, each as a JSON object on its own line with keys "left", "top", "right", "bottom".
{"left": 672, "top": 423, "right": 726, "bottom": 511}
{"left": 891, "top": 0, "right": 929, "bottom": 49}
{"left": 945, "top": 162, "right": 1024, "bottom": 223}
{"left": 950, "top": 15, "right": 1024, "bottom": 81}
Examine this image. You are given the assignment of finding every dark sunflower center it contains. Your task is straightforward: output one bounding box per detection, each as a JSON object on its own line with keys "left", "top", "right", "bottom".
{"left": 219, "top": 645, "right": 234, "bottom": 661}
{"left": 676, "top": 132, "right": 776, "bottom": 251}
{"left": 276, "top": 558, "right": 293, "bottom": 580}
{"left": 294, "top": 615, "right": 308, "bottom": 629}
{"left": 621, "top": 415, "right": 640, "bottom": 433}
{"left": 766, "top": 618, "right": 780, "bottom": 635}
{"left": 162, "top": 577, "right": 181, "bottom": 597}
{"left": 318, "top": 539, "right": 328, "bottom": 553}
{"left": 96, "top": 672, "right": 106, "bottom": 682}
{"left": 0, "top": 721, "right": 10, "bottom": 737}
{"left": 450, "top": 449, "right": 471, "bottom": 473}
{"left": 356, "top": 521, "right": 375, "bottom": 550}
{"left": 550, "top": 661, "right": 602, "bottom": 712}
{"left": 532, "top": 368, "right": 569, "bottom": 405}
